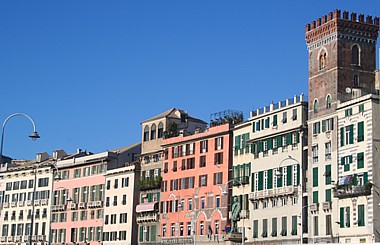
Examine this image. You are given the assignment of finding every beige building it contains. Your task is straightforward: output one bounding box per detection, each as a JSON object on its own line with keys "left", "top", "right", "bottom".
{"left": 0, "top": 153, "right": 56, "bottom": 245}
{"left": 137, "top": 108, "right": 207, "bottom": 245}
{"left": 103, "top": 162, "right": 140, "bottom": 245}
{"left": 233, "top": 94, "right": 308, "bottom": 244}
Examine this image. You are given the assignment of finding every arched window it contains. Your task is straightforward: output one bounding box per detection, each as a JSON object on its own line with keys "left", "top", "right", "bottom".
{"left": 151, "top": 124, "right": 156, "bottom": 140}
{"left": 326, "top": 95, "right": 331, "bottom": 109}
{"left": 143, "top": 125, "right": 149, "bottom": 142}
{"left": 353, "top": 74, "right": 359, "bottom": 87}
{"left": 158, "top": 122, "right": 164, "bottom": 138}
{"left": 352, "top": 45, "right": 360, "bottom": 65}
{"left": 319, "top": 52, "right": 327, "bottom": 70}
{"left": 314, "top": 99, "right": 319, "bottom": 113}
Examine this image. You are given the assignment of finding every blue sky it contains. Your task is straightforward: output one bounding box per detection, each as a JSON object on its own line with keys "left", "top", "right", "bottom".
{"left": 0, "top": 0, "right": 379, "bottom": 160}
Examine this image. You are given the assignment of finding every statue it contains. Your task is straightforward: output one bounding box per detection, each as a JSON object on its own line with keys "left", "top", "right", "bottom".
{"left": 231, "top": 196, "right": 241, "bottom": 233}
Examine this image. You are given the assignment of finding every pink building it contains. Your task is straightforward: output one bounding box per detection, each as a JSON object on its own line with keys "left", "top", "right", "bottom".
{"left": 160, "top": 123, "right": 232, "bottom": 244}
{"left": 50, "top": 145, "right": 139, "bottom": 245}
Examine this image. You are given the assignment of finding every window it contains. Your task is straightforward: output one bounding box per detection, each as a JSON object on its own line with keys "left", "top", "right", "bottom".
{"left": 199, "top": 175, "right": 207, "bottom": 187}
{"left": 215, "top": 196, "right": 220, "bottom": 208}
{"left": 313, "top": 191, "right": 318, "bottom": 204}
{"left": 341, "top": 155, "right": 353, "bottom": 172}
{"left": 143, "top": 125, "right": 149, "bottom": 141}
{"left": 358, "top": 205, "right": 365, "bottom": 226}
{"left": 281, "top": 217, "right": 287, "bottom": 236}
{"left": 253, "top": 220, "right": 258, "bottom": 238}
{"left": 120, "top": 213, "right": 128, "bottom": 223}
{"left": 273, "top": 115, "right": 278, "bottom": 127}
{"left": 359, "top": 104, "right": 364, "bottom": 113}
{"left": 122, "top": 177, "right": 129, "bottom": 187}
{"left": 188, "top": 199, "right": 192, "bottom": 211}
{"left": 326, "top": 95, "right": 331, "bottom": 109}
{"left": 340, "top": 125, "right": 354, "bottom": 146}
{"left": 215, "top": 137, "right": 223, "bottom": 150}
{"left": 325, "top": 142, "right": 331, "bottom": 160}
{"left": 158, "top": 122, "right": 164, "bottom": 138}
{"left": 319, "top": 51, "right": 327, "bottom": 70}
{"left": 291, "top": 215, "right": 297, "bottom": 235}
{"left": 292, "top": 109, "right": 297, "bottom": 120}
{"left": 214, "top": 152, "right": 223, "bottom": 165}
{"left": 313, "top": 122, "right": 320, "bottom": 135}
{"left": 352, "top": 44, "right": 360, "bottom": 65}
{"left": 357, "top": 121, "right": 364, "bottom": 142}
{"left": 326, "top": 215, "right": 332, "bottom": 235}
{"left": 201, "top": 197, "right": 205, "bottom": 209}
{"left": 200, "top": 222, "right": 204, "bottom": 235}
{"left": 312, "top": 146, "right": 318, "bottom": 163}
{"left": 213, "top": 172, "right": 223, "bottom": 185}
{"left": 38, "top": 178, "right": 49, "bottom": 187}
{"left": 200, "top": 140, "right": 208, "bottom": 153}
{"left": 357, "top": 152, "right": 364, "bottom": 169}
{"left": 345, "top": 108, "right": 353, "bottom": 117}
{"left": 282, "top": 112, "right": 287, "bottom": 123}
{"left": 314, "top": 216, "right": 318, "bottom": 236}
{"left": 325, "top": 165, "right": 331, "bottom": 185}
{"left": 322, "top": 118, "right": 334, "bottom": 132}
{"left": 74, "top": 169, "right": 81, "bottom": 178}
{"left": 199, "top": 156, "right": 206, "bottom": 168}
{"left": 262, "top": 219, "right": 268, "bottom": 237}
{"left": 313, "top": 99, "right": 318, "bottom": 113}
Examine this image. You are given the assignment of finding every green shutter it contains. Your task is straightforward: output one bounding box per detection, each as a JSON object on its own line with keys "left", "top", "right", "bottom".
{"left": 358, "top": 122, "right": 364, "bottom": 142}
{"left": 340, "top": 208, "right": 344, "bottom": 228}
{"left": 292, "top": 215, "right": 297, "bottom": 235}
{"left": 358, "top": 205, "right": 365, "bottom": 226}
{"left": 277, "top": 136, "right": 283, "bottom": 147}
{"left": 241, "top": 134, "right": 246, "bottom": 150}
{"left": 341, "top": 157, "right": 345, "bottom": 166}
{"left": 156, "top": 192, "right": 160, "bottom": 202}
{"left": 297, "top": 164, "right": 300, "bottom": 185}
{"left": 353, "top": 174, "right": 357, "bottom": 186}
{"left": 340, "top": 127, "right": 344, "bottom": 146}
{"left": 313, "top": 168, "right": 318, "bottom": 187}
{"left": 267, "top": 169, "right": 273, "bottom": 189}
{"left": 258, "top": 171, "right": 264, "bottom": 191}
{"left": 251, "top": 173, "right": 255, "bottom": 192}
{"left": 313, "top": 191, "right": 318, "bottom": 204}
{"left": 273, "top": 115, "right": 278, "bottom": 127}
{"left": 253, "top": 220, "right": 258, "bottom": 238}
{"left": 287, "top": 166, "right": 292, "bottom": 186}
{"left": 296, "top": 132, "right": 300, "bottom": 143}
{"left": 235, "top": 135, "right": 241, "bottom": 149}
{"left": 364, "top": 172, "right": 368, "bottom": 184}
{"left": 151, "top": 225, "right": 156, "bottom": 241}
{"left": 277, "top": 167, "right": 283, "bottom": 187}
{"left": 349, "top": 125, "right": 354, "bottom": 144}
{"left": 148, "top": 193, "right": 153, "bottom": 202}
{"left": 346, "top": 207, "right": 350, "bottom": 227}
{"left": 252, "top": 122, "right": 256, "bottom": 132}
{"left": 286, "top": 133, "right": 292, "bottom": 145}
{"left": 139, "top": 226, "right": 143, "bottom": 241}
{"left": 357, "top": 152, "right": 364, "bottom": 169}
{"left": 258, "top": 141, "right": 263, "bottom": 152}
{"left": 267, "top": 138, "right": 273, "bottom": 150}
{"left": 325, "top": 189, "right": 331, "bottom": 202}
{"left": 325, "top": 165, "right": 331, "bottom": 185}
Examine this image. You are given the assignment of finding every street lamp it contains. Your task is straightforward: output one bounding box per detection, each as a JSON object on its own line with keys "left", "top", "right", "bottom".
{"left": 275, "top": 155, "right": 303, "bottom": 244}
{"left": 0, "top": 113, "right": 40, "bottom": 164}
{"left": 30, "top": 161, "right": 60, "bottom": 245}
{"left": 221, "top": 178, "right": 245, "bottom": 245}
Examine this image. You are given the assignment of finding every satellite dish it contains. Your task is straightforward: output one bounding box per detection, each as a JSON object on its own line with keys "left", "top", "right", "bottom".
{"left": 345, "top": 87, "right": 352, "bottom": 94}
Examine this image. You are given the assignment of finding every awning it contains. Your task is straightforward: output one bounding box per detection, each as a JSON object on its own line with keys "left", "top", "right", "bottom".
{"left": 136, "top": 202, "right": 157, "bottom": 213}
{"left": 338, "top": 176, "right": 351, "bottom": 186}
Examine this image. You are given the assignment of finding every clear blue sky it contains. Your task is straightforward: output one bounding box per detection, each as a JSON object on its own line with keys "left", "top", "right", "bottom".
{"left": 0, "top": 0, "right": 379, "bottom": 160}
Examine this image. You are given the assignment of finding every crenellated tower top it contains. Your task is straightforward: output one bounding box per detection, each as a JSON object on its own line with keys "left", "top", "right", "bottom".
{"left": 305, "top": 10, "right": 379, "bottom": 50}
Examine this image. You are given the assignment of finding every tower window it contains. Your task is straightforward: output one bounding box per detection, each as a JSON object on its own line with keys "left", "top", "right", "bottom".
{"left": 313, "top": 99, "right": 319, "bottom": 113}
{"left": 143, "top": 126, "right": 149, "bottom": 141}
{"left": 353, "top": 75, "right": 359, "bottom": 87}
{"left": 319, "top": 52, "right": 327, "bottom": 70}
{"left": 326, "top": 95, "right": 331, "bottom": 109}
{"left": 150, "top": 124, "right": 156, "bottom": 140}
{"left": 352, "top": 45, "right": 360, "bottom": 65}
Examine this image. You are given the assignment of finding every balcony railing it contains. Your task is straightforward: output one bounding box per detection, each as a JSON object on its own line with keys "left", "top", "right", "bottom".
{"left": 249, "top": 186, "right": 298, "bottom": 201}
{"left": 232, "top": 176, "right": 250, "bottom": 186}
{"left": 136, "top": 213, "right": 159, "bottom": 223}
{"left": 333, "top": 185, "right": 371, "bottom": 199}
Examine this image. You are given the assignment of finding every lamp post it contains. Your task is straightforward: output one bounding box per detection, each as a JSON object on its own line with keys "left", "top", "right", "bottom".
{"left": 221, "top": 178, "right": 245, "bottom": 245}
{"left": 0, "top": 113, "right": 40, "bottom": 164}
{"left": 30, "top": 161, "right": 59, "bottom": 245}
{"left": 275, "top": 155, "right": 303, "bottom": 244}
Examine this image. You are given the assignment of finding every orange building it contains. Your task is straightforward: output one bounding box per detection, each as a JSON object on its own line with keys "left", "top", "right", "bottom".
{"left": 160, "top": 123, "right": 232, "bottom": 244}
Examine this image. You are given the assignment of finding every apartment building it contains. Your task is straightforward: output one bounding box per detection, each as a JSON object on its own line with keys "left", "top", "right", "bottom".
{"left": 160, "top": 112, "right": 237, "bottom": 244}
{"left": 0, "top": 153, "right": 57, "bottom": 245}
{"left": 305, "top": 10, "right": 379, "bottom": 243}
{"left": 51, "top": 145, "right": 139, "bottom": 245}
{"left": 136, "top": 108, "right": 207, "bottom": 245}
{"left": 103, "top": 162, "right": 140, "bottom": 245}
{"left": 236, "top": 95, "right": 308, "bottom": 244}
{"left": 334, "top": 94, "right": 380, "bottom": 243}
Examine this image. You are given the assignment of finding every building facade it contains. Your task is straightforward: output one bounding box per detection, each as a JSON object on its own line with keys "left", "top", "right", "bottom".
{"left": 160, "top": 121, "right": 233, "bottom": 244}
{"left": 136, "top": 108, "right": 207, "bottom": 245}
{"left": 305, "top": 10, "right": 379, "bottom": 243}
{"left": 239, "top": 95, "right": 308, "bottom": 244}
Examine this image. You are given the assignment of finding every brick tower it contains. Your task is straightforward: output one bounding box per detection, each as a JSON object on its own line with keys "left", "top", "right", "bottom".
{"left": 306, "top": 10, "right": 379, "bottom": 119}
{"left": 305, "top": 10, "right": 379, "bottom": 243}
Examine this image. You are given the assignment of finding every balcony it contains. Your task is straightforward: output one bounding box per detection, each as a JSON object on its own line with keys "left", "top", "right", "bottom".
{"left": 249, "top": 186, "right": 298, "bottom": 201}
{"left": 310, "top": 203, "right": 319, "bottom": 212}
{"left": 138, "top": 176, "right": 162, "bottom": 191}
{"left": 18, "top": 201, "right": 25, "bottom": 207}
{"left": 11, "top": 202, "right": 17, "bottom": 207}
{"left": 136, "top": 213, "right": 159, "bottom": 223}
{"left": 333, "top": 185, "right": 371, "bottom": 199}
{"left": 3, "top": 203, "right": 9, "bottom": 208}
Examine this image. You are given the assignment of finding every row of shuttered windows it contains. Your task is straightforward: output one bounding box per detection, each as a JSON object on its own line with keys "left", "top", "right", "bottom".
{"left": 253, "top": 216, "right": 298, "bottom": 238}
